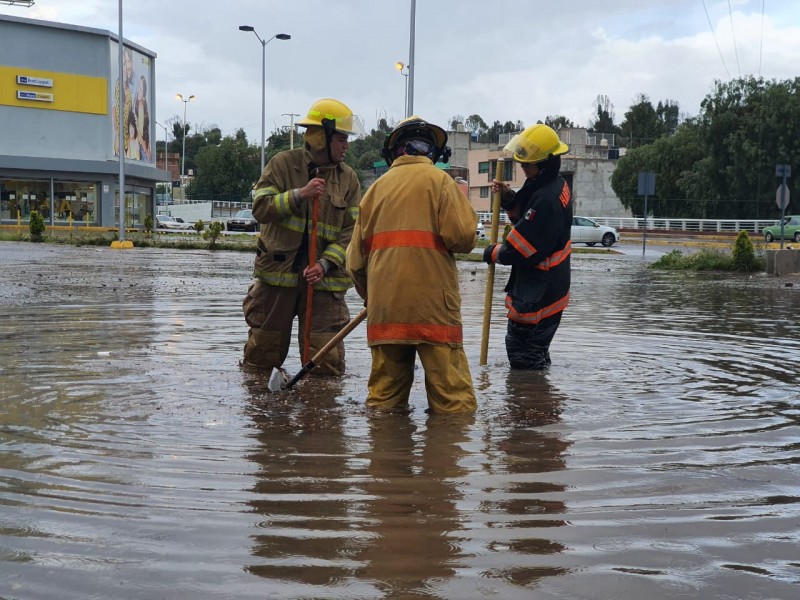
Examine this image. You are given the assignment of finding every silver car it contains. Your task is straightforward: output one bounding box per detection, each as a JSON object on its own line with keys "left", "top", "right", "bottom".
{"left": 572, "top": 216, "right": 620, "bottom": 247}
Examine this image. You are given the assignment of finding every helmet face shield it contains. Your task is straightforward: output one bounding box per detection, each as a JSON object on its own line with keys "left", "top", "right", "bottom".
{"left": 504, "top": 125, "right": 569, "bottom": 163}
{"left": 328, "top": 114, "right": 366, "bottom": 138}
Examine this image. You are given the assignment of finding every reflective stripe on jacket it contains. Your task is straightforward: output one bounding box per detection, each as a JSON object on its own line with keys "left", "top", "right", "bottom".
{"left": 489, "top": 177, "right": 572, "bottom": 325}
{"left": 251, "top": 145, "right": 361, "bottom": 291}
{"left": 346, "top": 155, "right": 478, "bottom": 346}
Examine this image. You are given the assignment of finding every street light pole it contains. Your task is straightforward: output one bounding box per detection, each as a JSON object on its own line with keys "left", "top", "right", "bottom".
{"left": 176, "top": 93, "right": 195, "bottom": 187}
{"left": 239, "top": 26, "right": 291, "bottom": 173}
{"left": 407, "top": 0, "right": 416, "bottom": 116}
{"left": 395, "top": 61, "right": 409, "bottom": 118}
{"left": 155, "top": 120, "right": 168, "bottom": 171}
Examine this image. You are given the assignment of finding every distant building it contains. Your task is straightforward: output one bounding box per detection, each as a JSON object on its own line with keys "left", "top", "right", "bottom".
{"left": 464, "top": 127, "right": 630, "bottom": 219}
{"left": 0, "top": 13, "right": 169, "bottom": 227}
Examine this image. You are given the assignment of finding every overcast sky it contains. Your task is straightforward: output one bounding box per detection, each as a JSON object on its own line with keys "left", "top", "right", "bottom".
{"left": 5, "top": 0, "right": 800, "bottom": 145}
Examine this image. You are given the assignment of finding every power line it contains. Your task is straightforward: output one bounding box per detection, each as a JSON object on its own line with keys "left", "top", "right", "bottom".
{"left": 701, "top": 0, "right": 731, "bottom": 78}
{"left": 727, "top": 0, "right": 742, "bottom": 76}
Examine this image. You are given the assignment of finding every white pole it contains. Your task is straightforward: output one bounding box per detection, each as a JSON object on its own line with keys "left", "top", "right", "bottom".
{"left": 117, "top": 0, "right": 125, "bottom": 241}
{"left": 407, "top": 0, "right": 416, "bottom": 117}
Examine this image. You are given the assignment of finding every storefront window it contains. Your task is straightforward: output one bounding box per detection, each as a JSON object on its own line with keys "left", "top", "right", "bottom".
{"left": 1, "top": 178, "right": 50, "bottom": 220}
{"left": 54, "top": 181, "right": 98, "bottom": 224}
{"left": 115, "top": 184, "right": 151, "bottom": 228}
{"left": 1, "top": 178, "right": 99, "bottom": 224}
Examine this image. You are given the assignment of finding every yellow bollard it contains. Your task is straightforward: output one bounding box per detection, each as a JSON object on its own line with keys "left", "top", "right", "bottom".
{"left": 480, "top": 160, "right": 504, "bottom": 366}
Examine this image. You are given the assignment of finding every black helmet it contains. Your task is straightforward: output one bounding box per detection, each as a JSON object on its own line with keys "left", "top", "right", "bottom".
{"left": 381, "top": 115, "right": 451, "bottom": 166}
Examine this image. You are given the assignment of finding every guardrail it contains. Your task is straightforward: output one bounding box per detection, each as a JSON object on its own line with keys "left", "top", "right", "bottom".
{"left": 475, "top": 213, "right": 778, "bottom": 234}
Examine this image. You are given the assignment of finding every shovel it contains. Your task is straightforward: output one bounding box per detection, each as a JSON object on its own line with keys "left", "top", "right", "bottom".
{"left": 268, "top": 308, "right": 368, "bottom": 392}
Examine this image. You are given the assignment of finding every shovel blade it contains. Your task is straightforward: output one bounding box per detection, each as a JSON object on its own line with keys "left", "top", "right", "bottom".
{"left": 267, "top": 368, "right": 290, "bottom": 392}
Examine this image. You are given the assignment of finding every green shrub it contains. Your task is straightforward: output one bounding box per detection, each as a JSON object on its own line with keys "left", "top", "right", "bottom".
{"left": 731, "top": 230, "right": 762, "bottom": 271}
{"left": 193, "top": 219, "right": 205, "bottom": 232}
{"left": 29, "top": 210, "right": 45, "bottom": 241}
{"left": 143, "top": 213, "right": 153, "bottom": 233}
{"left": 203, "top": 221, "right": 224, "bottom": 248}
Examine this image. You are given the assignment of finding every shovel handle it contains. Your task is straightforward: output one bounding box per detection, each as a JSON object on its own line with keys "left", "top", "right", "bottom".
{"left": 285, "top": 308, "right": 368, "bottom": 390}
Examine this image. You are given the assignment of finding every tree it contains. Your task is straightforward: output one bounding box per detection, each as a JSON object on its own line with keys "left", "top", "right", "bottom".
{"left": 610, "top": 123, "right": 707, "bottom": 217}
{"left": 694, "top": 77, "right": 800, "bottom": 218}
{"left": 545, "top": 115, "right": 576, "bottom": 130}
{"left": 619, "top": 94, "right": 660, "bottom": 148}
{"left": 611, "top": 76, "right": 800, "bottom": 219}
{"left": 656, "top": 100, "right": 680, "bottom": 137}
{"left": 185, "top": 129, "right": 259, "bottom": 200}
{"left": 449, "top": 115, "right": 465, "bottom": 129}
{"left": 464, "top": 114, "right": 488, "bottom": 139}
{"left": 589, "top": 94, "right": 620, "bottom": 136}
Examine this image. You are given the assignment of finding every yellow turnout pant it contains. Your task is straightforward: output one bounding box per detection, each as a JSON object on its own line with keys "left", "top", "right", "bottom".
{"left": 366, "top": 344, "right": 476, "bottom": 414}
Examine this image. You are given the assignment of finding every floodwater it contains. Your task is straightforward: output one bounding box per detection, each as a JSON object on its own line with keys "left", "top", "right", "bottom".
{"left": 1, "top": 241, "right": 799, "bottom": 600}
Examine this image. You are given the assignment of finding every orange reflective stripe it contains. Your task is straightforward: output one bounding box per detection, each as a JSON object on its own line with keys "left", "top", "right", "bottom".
{"left": 506, "top": 228, "right": 537, "bottom": 258}
{"left": 535, "top": 241, "right": 571, "bottom": 270}
{"left": 505, "top": 292, "right": 570, "bottom": 325}
{"left": 362, "top": 230, "right": 447, "bottom": 255}
{"left": 368, "top": 322, "right": 463, "bottom": 344}
{"left": 491, "top": 243, "right": 501, "bottom": 263}
{"left": 559, "top": 182, "right": 571, "bottom": 207}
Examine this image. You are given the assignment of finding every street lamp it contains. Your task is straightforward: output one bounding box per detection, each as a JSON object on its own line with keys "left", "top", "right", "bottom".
{"left": 395, "top": 61, "right": 409, "bottom": 118}
{"left": 239, "top": 25, "right": 291, "bottom": 173}
{"left": 175, "top": 92, "right": 195, "bottom": 185}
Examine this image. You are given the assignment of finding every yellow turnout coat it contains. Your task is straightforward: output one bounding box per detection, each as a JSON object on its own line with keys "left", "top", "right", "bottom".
{"left": 347, "top": 155, "right": 477, "bottom": 347}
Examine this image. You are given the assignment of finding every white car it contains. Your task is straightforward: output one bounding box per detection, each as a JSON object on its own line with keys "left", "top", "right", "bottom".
{"left": 572, "top": 216, "right": 619, "bottom": 247}
{"left": 476, "top": 221, "right": 486, "bottom": 240}
{"left": 156, "top": 214, "right": 195, "bottom": 231}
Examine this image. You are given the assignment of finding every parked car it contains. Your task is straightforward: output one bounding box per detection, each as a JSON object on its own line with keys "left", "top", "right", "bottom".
{"left": 156, "top": 215, "right": 195, "bottom": 231}
{"left": 476, "top": 221, "right": 486, "bottom": 240}
{"left": 763, "top": 215, "right": 800, "bottom": 242}
{"left": 227, "top": 209, "right": 259, "bottom": 232}
{"left": 571, "top": 216, "right": 620, "bottom": 247}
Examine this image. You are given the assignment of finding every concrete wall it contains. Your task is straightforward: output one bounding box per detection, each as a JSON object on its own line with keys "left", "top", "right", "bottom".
{"left": 562, "top": 157, "right": 631, "bottom": 218}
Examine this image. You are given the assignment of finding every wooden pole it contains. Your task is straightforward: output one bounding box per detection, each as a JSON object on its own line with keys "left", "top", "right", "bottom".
{"left": 480, "top": 160, "right": 504, "bottom": 365}
{"left": 303, "top": 194, "right": 319, "bottom": 364}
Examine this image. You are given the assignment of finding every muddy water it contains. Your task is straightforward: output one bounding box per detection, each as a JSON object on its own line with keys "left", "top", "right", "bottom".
{"left": 1, "top": 241, "right": 798, "bottom": 599}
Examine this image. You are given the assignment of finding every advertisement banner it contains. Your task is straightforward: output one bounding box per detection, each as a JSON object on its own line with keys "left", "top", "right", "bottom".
{"left": 110, "top": 41, "right": 153, "bottom": 163}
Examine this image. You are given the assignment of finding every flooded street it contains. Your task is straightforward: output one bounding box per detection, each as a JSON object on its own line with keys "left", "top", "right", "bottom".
{"left": 1, "top": 240, "right": 799, "bottom": 599}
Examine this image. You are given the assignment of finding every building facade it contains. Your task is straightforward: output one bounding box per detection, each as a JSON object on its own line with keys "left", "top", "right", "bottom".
{"left": 0, "top": 14, "right": 168, "bottom": 228}
{"left": 465, "top": 127, "right": 631, "bottom": 219}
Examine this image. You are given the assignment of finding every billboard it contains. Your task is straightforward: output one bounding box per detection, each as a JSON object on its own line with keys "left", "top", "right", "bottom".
{"left": 110, "top": 41, "right": 153, "bottom": 163}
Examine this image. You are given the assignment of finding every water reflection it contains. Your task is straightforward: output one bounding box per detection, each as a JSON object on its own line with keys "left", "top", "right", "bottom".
{"left": 478, "top": 372, "right": 570, "bottom": 589}
{"left": 355, "top": 413, "right": 473, "bottom": 597}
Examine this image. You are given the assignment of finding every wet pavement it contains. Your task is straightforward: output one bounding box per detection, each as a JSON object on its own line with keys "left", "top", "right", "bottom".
{"left": 1, "top": 240, "right": 799, "bottom": 599}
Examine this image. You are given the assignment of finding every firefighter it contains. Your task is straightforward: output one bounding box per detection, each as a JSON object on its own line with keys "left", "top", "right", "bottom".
{"left": 242, "top": 98, "right": 363, "bottom": 377}
{"left": 346, "top": 116, "right": 478, "bottom": 413}
{"left": 484, "top": 123, "right": 572, "bottom": 369}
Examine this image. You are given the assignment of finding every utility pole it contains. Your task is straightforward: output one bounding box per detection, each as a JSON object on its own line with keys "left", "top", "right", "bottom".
{"left": 283, "top": 113, "right": 300, "bottom": 149}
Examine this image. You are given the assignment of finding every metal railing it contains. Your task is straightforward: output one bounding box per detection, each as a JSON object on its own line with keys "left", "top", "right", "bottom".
{"left": 476, "top": 213, "right": 778, "bottom": 234}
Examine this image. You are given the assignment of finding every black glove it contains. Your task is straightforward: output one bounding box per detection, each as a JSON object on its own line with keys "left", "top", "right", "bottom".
{"left": 483, "top": 244, "right": 497, "bottom": 264}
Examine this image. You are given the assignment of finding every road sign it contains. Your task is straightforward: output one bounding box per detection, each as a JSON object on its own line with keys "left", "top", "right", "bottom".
{"left": 776, "top": 183, "right": 790, "bottom": 210}
{"left": 638, "top": 172, "right": 655, "bottom": 196}
{"left": 776, "top": 164, "right": 792, "bottom": 178}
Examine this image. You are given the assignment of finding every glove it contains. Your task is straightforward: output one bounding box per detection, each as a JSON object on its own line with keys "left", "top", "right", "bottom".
{"left": 483, "top": 244, "right": 497, "bottom": 264}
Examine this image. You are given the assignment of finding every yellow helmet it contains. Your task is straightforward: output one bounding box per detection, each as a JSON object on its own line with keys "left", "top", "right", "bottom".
{"left": 381, "top": 115, "right": 450, "bottom": 166}
{"left": 504, "top": 123, "right": 569, "bottom": 164}
{"left": 296, "top": 98, "right": 365, "bottom": 136}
